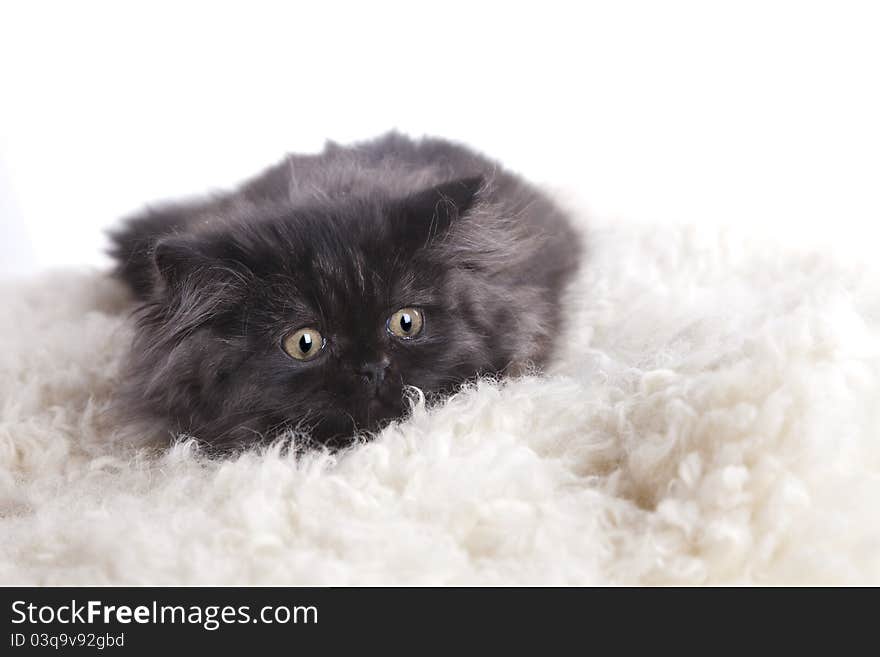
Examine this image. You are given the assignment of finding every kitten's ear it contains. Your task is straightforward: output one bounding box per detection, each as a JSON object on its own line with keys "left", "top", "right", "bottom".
{"left": 395, "top": 176, "right": 484, "bottom": 245}
{"left": 153, "top": 235, "right": 217, "bottom": 290}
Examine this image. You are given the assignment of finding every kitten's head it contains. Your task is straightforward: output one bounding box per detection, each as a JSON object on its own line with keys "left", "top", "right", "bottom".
{"left": 128, "top": 176, "right": 522, "bottom": 449}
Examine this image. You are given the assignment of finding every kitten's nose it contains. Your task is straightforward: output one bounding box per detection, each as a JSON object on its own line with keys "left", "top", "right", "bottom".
{"left": 356, "top": 359, "right": 390, "bottom": 388}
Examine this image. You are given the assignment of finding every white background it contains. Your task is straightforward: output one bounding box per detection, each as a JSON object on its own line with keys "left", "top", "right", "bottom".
{"left": 1, "top": 1, "right": 878, "bottom": 278}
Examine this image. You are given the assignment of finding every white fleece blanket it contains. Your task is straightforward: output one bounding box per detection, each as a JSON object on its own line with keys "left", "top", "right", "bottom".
{"left": 2, "top": 215, "right": 878, "bottom": 585}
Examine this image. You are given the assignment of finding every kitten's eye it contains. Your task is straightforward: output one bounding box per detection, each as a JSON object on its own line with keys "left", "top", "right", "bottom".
{"left": 387, "top": 307, "right": 424, "bottom": 339}
{"left": 282, "top": 327, "right": 325, "bottom": 361}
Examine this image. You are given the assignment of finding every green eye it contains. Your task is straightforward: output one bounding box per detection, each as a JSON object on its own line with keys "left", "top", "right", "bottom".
{"left": 387, "top": 307, "right": 424, "bottom": 339}
{"left": 282, "top": 327, "right": 324, "bottom": 361}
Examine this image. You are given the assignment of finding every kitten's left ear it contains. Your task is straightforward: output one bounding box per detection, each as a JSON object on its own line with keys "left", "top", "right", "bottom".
{"left": 395, "top": 176, "right": 484, "bottom": 245}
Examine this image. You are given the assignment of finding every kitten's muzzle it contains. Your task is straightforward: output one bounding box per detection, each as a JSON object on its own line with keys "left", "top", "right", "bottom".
{"left": 356, "top": 357, "right": 391, "bottom": 391}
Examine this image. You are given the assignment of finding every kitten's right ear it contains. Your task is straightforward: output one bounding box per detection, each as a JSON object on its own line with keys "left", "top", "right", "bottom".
{"left": 153, "top": 236, "right": 213, "bottom": 289}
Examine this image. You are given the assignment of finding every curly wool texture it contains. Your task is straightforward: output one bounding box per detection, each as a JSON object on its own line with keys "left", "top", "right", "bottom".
{"left": 1, "top": 215, "right": 879, "bottom": 585}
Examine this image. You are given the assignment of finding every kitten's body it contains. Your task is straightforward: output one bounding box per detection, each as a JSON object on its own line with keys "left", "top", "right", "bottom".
{"left": 110, "top": 133, "right": 581, "bottom": 450}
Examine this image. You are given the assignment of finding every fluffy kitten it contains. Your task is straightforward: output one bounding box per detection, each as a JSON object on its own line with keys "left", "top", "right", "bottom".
{"left": 110, "top": 133, "right": 582, "bottom": 450}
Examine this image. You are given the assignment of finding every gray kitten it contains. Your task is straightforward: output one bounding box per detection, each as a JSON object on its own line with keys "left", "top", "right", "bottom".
{"left": 110, "top": 132, "right": 582, "bottom": 451}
